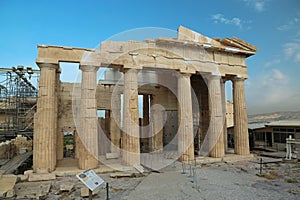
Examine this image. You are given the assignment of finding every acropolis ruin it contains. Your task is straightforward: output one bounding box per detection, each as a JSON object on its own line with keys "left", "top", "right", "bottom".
{"left": 33, "top": 26, "right": 257, "bottom": 172}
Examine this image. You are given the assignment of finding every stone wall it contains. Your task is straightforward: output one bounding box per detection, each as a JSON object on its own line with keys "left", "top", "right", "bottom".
{"left": 58, "top": 82, "right": 179, "bottom": 131}
{"left": 58, "top": 82, "right": 179, "bottom": 157}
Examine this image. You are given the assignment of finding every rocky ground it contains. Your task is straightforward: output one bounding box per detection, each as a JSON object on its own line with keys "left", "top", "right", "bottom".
{"left": 3, "top": 157, "right": 300, "bottom": 199}
{"left": 193, "top": 160, "right": 300, "bottom": 199}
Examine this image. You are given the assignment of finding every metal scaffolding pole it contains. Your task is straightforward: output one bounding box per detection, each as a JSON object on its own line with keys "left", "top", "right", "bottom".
{"left": 0, "top": 66, "right": 39, "bottom": 141}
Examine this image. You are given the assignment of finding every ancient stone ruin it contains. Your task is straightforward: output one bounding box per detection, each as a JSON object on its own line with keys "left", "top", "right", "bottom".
{"left": 33, "top": 26, "right": 257, "bottom": 172}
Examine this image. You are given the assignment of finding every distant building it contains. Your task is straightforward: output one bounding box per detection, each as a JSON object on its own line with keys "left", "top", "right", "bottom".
{"left": 250, "top": 121, "right": 300, "bottom": 151}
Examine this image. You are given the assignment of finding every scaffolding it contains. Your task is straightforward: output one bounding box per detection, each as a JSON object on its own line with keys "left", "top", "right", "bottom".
{"left": 0, "top": 66, "right": 39, "bottom": 141}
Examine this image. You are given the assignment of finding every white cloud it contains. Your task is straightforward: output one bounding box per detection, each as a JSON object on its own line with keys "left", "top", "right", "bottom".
{"left": 212, "top": 14, "right": 249, "bottom": 29}
{"left": 277, "top": 17, "right": 300, "bottom": 31}
{"left": 254, "top": 1, "right": 265, "bottom": 12}
{"left": 295, "top": 53, "right": 300, "bottom": 62}
{"left": 243, "top": 0, "right": 267, "bottom": 12}
{"left": 246, "top": 69, "right": 297, "bottom": 114}
{"left": 264, "top": 59, "right": 280, "bottom": 67}
{"left": 284, "top": 42, "right": 300, "bottom": 62}
{"left": 272, "top": 69, "right": 287, "bottom": 81}
{"left": 263, "top": 69, "right": 288, "bottom": 85}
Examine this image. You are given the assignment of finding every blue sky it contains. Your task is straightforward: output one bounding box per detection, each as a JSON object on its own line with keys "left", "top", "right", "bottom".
{"left": 0, "top": 0, "right": 299, "bottom": 115}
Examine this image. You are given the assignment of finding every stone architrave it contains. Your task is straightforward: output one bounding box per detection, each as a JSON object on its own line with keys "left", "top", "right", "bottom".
{"left": 78, "top": 65, "right": 99, "bottom": 169}
{"left": 208, "top": 75, "right": 225, "bottom": 158}
{"left": 33, "top": 63, "right": 58, "bottom": 172}
{"left": 122, "top": 69, "right": 140, "bottom": 165}
{"left": 178, "top": 73, "right": 194, "bottom": 162}
{"left": 233, "top": 77, "right": 250, "bottom": 155}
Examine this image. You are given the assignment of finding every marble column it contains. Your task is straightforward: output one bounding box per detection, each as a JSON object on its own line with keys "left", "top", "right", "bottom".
{"left": 178, "top": 73, "right": 194, "bottom": 162}
{"left": 150, "top": 96, "right": 164, "bottom": 153}
{"left": 33, "top": 63, "right": 58, "bottom": 173}
{"left": 209, "top": 75, "right": 225, "bottom": 158}
{"left": 221, "top": 78, "right": 228, "bottom": 153}
{"left": 122, "top": 69, "right": 140, "bottom": 165}
{"left": 78, "top": 65, "right": 99, "bottom": 169}
{"left": 233, "top": 77, "right": 250, "bottom": 155}
{"left": 142, "top": 94, "right": 150, "bottom": 152}
{"left": 105, "top": 110, "right": 111, "bottom": 153}
{"left": 75, "top": 130, "right": 81, "bottom": 159}
{"left": 110, "top": 90, "right": 121, "bottom": 155}
{"left": 56, "top": 68, "right": 64, "bottom": 161}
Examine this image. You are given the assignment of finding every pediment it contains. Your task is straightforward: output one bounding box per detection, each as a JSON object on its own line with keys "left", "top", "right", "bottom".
{"left": 177, "top": 26, "right": 257, "bottom": 56}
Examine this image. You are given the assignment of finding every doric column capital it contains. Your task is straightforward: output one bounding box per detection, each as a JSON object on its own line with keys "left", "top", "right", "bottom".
{"left": 202, "top": 73, "right": 222, "bottom": 81}
{"left": 37, "top": 62, "right": 59, "bottom": 70}
{"left": 123, "top": 64, "right": 143, "bottom": 70}
{"left": 180, "top": 72, "right": 191, "bottom": 78}
{"left": 123, "top": 68, "right": 138, "bottom": 74}
{"left": 221, "top": 77, "right": 227, "bottom": 83}
{"left": 79, "top": 65, "right": 99, "bottom": 72}
{"left": 204, "top": 74, "right": 222, "bottom": 85}
{"left": 233, "top": 75, "right": 245, "bottom": 82}
{"left": 210, "top": 74, "right": 221, "bottom": 80}
{"left": 57, "top": 67, "right": 62, "bottom": 74}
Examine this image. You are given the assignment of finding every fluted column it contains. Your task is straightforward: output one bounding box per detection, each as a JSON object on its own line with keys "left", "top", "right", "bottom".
{"left": 105, "top": 110, "right": 111, "bottom": 152}
{"left": 33, "top": 63, "right": 58, "bottom": 172}
{"left": 123, "top": 69, "right": 140, "bottom": 165}
{"left": 221, "top": 78, "right": 228, "bottom": 153}
{"left": 209, "top": 75, "right": 225, "bottom": 158}
{"left": 150, "top": 96, "right": 164, "bottom": 153}
{"left": 78, "top": 65, "right": 99, "bottom": 169}
{"left": 178, "top": 73, "right": 194, "bottom": 161}
{"left": 56, "top": 68, "right": 64, "bottom": 161}
{"left": 142, "top": 94, "right": 150, "bottom": 152}
{"left": 110, "top": 89, "right": 121, "bottom": 155}
{"left": 233, "top": 77, "right": 250, "bottom": 155}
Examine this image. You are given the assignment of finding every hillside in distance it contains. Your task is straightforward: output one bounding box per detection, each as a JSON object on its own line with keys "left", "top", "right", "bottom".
{"left": 248, "top": 111, "right": 300, "bottom": 124}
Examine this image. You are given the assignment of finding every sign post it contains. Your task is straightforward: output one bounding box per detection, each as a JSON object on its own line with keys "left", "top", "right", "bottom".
{"left": 76, "top": 169, "right": 104, "bottom": 199}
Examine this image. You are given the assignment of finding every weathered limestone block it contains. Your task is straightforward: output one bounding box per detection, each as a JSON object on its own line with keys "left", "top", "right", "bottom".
{"left": 0, "top": 175, "right": 17, "bottom": 198}
{"left": 14, "top": 181, "right": 51, "bottom": 199}
{"left": 17, "top": 174, "right": 29, "bottom": 182}
{"left": 6, "top": 189, "right": 15, "bottom": 198}
{"left": 60, "top": 183, "right": 74, "bottom": 192}
{"left": 24, "top": 169, "right": 33, "bottom": 175}
{"left": 81, "top": 187, "right": 99, "bottom": 197}
{"left": 28, "top": 173, "right": 56, "bottom": 181}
